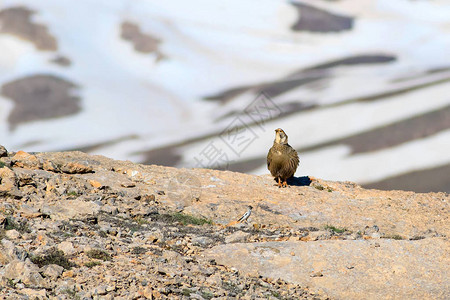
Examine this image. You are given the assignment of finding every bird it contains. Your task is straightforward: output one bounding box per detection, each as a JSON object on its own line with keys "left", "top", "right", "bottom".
{"left": 237, "top": 205, "right": 253, "bottom": 223}
{"left": 267, "top": 128, "right": 299, "bottom": 188}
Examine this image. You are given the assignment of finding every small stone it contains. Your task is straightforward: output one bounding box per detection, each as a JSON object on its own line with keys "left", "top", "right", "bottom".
{"left": 139, "top": 286, "right": 153, "bottom": 299}
{"left": 42, "top": 160, "right": 57, "bottom": 172}
{"left": 121, "top": 181, "right": 136, "bottom": 188}
{"left": 306, "top": 230, "right": 331, "bottom": 241}
{"left": 90, "top": 180, "right": 103, "bottom": 189}
{"left": 0, "top": 167, "right": 18, "bottom": 195}
{"left": 190, "top": 293, "right": 206, "bottom": 300}
{"left": 62, "top": 270, "right": 75, "bottom": 278}
{"left": 225, "top": 231, "right": 250, "bottom": 243}
{"left": 192, "top": 236, "right": 213, "bottom": 247}
{"left": 310, "top": 271, "right": 323, "bottom": 277}
{"left": 106, "top": 285, "right": 116, "bottom": 292}
{"left": 58, "top": 241, "right": 76, "bottom": 255}
{"left": 206, "top": 273, "right": 222, "bottom": 286}
{"left": 5, "top": 229, "right": 21, "bottom": 239}
{"left": 93, "top": 285, "right": 108, "bottom": 295}
{"left": 364, "top": 225, "right": 381, "bottom": 239}
{"left": 60, "top": 162, "right": 93, "bottom": 174}
{"left": 253, "top": 223, "right": 261, "bottom": 230}
{"left": 41, "top": 264, "right": 64, "bottom": 279}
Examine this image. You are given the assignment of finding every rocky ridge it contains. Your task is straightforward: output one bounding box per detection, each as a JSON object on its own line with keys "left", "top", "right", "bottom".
{"left": 0, "top": 146, "right": 448, "bottom": 299}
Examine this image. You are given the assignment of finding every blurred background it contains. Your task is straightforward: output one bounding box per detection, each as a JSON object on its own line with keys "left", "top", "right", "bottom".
{"left": 1, "top": 0, "right": 449, "bottom": 193}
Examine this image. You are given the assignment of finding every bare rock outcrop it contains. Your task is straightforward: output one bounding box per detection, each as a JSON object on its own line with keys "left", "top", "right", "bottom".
{"left": 0, "top": 146, "right": 448, "bottom": 299}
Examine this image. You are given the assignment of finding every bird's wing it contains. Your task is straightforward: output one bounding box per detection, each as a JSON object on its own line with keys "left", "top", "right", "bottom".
{"left": 237, "top": 211, "right": 250, "bottom": 222}
{"left": 267, "top": 146, "right": 274, "bottom": 168}
{"left": 287, "top": 144, "right": 299, "bottom": 163}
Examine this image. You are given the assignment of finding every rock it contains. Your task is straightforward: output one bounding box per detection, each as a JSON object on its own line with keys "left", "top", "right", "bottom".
{"left": 0, "top": 240, "right": 17, "bottom": 264}
{"left": 0, "top": 239, "right": 28, "bottom": 263}
{"left": 19, "top": 288, "right": 47, "bottom": 299}
{"left": 4, "top": 259, "right": 45, "bottom": 287}
{"left": 225, "top": 231, "right": 251, "bottom": 243}
{"left": 0, "top": 166, "right": 18, "bottom": 195}
{"left": 0, "top": 145, "right": 7, "bottom": 157}
{"left": 5, "top": 229, "right": 21, "bottom": 239}
{"left": 41, "top": 264, "right": 64, "bottom": 279}
{"left": 192, "top": 236, "right": 214, "bottom": 247}
{"left": 121, "top": 181, "right": 136, "bottom": 188}
{"left": 139, "top": 286, "right": 153, "bottom": 299}
{"left": 101, "top": 204, "right": 119, "bottom": 215}
{"left": 305, "top": 230, "right": 332, "bottom": 241}
{"left": 42, "top": 160, "right": 58, "bottom": 172}
{"left": 89, "top": 180, "right": 103, "bottom": 189}
{"left": 57, "top": 241, "right": 76, "bottom": 255}
{"left": 364, "top": 225, "right": 381, "bottom": 239}
{"left": 41, "top": 199, "right": 101, "bottom": 221}
{"left": 11, "top": 151, "right": 42, "bottom": 169}
{"left": 92, "top": 285, "right": 108, "bottom": 295}
{"left": 204, "top": 238, "right": 450, "bottom": 299}
{"left": 59, "top": 162, "right": 93, "bottom": 174}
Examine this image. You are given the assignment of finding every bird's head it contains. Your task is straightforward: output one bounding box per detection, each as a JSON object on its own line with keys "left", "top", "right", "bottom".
{"left": 274, "top": 128, "right": 288, "bottom": 144}
{"left": 248, "top": 205, "right": 253, "bottom": 210}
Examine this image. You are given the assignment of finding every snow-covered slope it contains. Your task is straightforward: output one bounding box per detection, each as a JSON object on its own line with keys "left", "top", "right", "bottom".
{"left": 1, "top": 0, "right": 449, "bottom": 192}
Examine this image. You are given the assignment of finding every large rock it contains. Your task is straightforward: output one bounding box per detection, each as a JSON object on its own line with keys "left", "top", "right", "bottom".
{"left": 41, "top": 264, "right": 64, "bottom": 279}
{"left": 4, "top": 259, "right": 45, "bottom": 287}
{"left": 0, "top": 239, "right": 28, "bottom": 264}
{"left": 0, "top": 145, "right": 7, "bottom": 157}
{"left": 0, "top": 166, "right": 18, "bottom": 195}
{"left": 204, "top": 238, "right": 450, "bottom": 300}
{"left": 41, "top": 199, "right": 101, "bottom": 221}
{"left": 11, "top": 151, "right": 42, "bottom": 169}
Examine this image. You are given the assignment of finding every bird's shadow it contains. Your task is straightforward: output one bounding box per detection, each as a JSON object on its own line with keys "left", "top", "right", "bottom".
{"left": 286, "top": 176, "right": 312, "bottom": 186}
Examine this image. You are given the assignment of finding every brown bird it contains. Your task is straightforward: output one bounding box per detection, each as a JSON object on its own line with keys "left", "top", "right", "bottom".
{"left": 267, "top": 128, "right": 299, "bottom": 188}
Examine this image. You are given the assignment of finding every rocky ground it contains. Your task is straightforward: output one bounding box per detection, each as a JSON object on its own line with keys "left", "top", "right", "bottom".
{"left": 0, "top": 146, "right": 448, "bottom": 299}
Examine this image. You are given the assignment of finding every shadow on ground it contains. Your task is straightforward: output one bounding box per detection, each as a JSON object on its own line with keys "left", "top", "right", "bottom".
{"left": 287, "top": 176, "right": 312, "bottom": 186}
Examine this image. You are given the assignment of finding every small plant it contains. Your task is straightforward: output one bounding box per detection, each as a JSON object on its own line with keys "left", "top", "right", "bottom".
{"left": 271, "top": 291, "right": 281, "bottom": 298}
{"left": 182, "top": 289, "right": 192, "bottom": 296}
{"left": 133, "top": 216, "right": 148, "bottom": 225}
{"left": 67, "top": 191, "right": 79, "bottom": 197}
{"left": 327, "top": 188, "right": 333, "bottom": 192}
{"left": 201, "top": 290, "right": 214, "bottom": 300}
{"left": 6, "top": 278, "right": 15, "bottom": 288}
{"left": 324, "top": 224, "right": 348, "bottom": 234}
{"left": 84, "top": 261, "right": 102, "bottom": 268}
{"left": 4, "top": 217, "right": 30, "bottom": 233}
{"left": 61, "top": 287, "right": 79, "bottom": 299}
{"left": 131, "top": 246, "right": 147, "bottom": 255}
{"left": 31, "top": 248, "right": 75, "bottom": 269}
{"left": 85, "top": 249, "right": 112, "bottom": 261}
{"left": 314, "top": 184, "right": 324, "bottom": 191}
{"left": 0, "top": 161, "right": 5, "bottom": 168}
{"left": 382, "top": 234, "right": 404, "bottom": 240}
{"left": 159, "top": 212, "right": 213, "bottom": 226}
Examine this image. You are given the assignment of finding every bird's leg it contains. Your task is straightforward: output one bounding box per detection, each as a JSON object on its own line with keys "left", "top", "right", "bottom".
{"left": 277, "top": 177, "right": 282, "bottom": 188}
